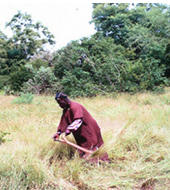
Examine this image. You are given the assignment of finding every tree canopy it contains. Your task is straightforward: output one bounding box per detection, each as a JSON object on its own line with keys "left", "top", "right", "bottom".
{"left": 0, "top": 11, "right": 56, "bottom": 92}
{"left": 1, "top": 4, "right": 170, "bottom": 96}
{"left": 6, "top": 11, "right": 55, "bottom": 60}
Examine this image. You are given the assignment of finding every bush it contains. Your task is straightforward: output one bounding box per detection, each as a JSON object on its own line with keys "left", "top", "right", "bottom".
{"left": 22, "top": 66, "right": 61, "bottom": 94}
{"left": 12, "top": 92, "right": 34, "bottom": 104}
{"left": 120, "top": 58, "right": 166, "bottom": 93}
{"left": 0, "top": 75, "right": 10, "bottom": 90}
{"left": 61, "top": 69, "right": 99, "bottom": 97}
{"left": 8, "top": 62, "right": 35, "bottom": 92}
{"left": 30, "top": 58, "right": 49, "bottom": 69}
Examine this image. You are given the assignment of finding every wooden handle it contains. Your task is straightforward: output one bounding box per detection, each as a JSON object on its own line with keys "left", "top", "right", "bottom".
{"left": 59, "top": 135, "right": 93, "bottom": 154}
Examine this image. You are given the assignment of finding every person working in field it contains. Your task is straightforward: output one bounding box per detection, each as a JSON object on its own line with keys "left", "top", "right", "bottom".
{"left": 53, "top": 92, "right": 108, "bottom": 161}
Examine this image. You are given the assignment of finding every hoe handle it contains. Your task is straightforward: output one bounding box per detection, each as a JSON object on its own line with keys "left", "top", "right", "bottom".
{"left": 55, "top": 135, "right": 93, "bottom": 154}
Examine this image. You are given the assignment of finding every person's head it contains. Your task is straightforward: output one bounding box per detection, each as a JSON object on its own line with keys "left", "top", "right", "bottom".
{"left": 55, "top": 92, "right": 69, "bottom": 109}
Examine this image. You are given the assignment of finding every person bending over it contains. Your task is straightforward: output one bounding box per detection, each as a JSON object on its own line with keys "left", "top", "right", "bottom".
{"left": 53, "top": 92, "right": 108, "bottom": 161}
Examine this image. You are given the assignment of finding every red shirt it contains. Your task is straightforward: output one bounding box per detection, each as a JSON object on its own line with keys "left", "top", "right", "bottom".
{"left": 57, "top": 100, "right": 104, "bottom": 151}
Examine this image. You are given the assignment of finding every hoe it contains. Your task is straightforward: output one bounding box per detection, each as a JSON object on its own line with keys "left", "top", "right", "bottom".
{"left": 54, "top": 134, "right": 93, "bottom": 154}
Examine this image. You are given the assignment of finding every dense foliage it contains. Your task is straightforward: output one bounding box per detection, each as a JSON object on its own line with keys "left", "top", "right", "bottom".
{"left": 0, "top": 4, "right": 170, "bottom": 97}
{"left": 0, "top": 11, "right": 56, "bottom": 93}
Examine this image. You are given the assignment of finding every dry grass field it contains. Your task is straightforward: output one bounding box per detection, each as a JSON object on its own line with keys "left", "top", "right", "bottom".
{"left": 0, "top": 89, "right": 170, "bottom": 189}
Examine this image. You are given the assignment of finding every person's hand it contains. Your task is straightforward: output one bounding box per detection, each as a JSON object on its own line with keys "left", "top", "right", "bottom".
{"left": 53, "top": 133, "right": 60, "bottom": 141}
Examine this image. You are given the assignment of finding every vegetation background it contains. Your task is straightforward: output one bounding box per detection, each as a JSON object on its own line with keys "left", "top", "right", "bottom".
{"left": 0, "top": 3, "right": 170, "bottom": 96}
{"left": 1, "top": 3, "right": 170, "bottom": 190}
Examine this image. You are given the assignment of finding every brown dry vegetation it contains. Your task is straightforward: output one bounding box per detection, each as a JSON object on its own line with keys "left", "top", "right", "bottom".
{"left": 0, "top": 89, "right": 170, "bottom": 189}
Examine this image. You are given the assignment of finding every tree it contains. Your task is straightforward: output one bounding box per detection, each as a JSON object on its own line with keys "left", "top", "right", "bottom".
{"left": 54, "top": 40, "right": 85, "bottom": 79}
{"left": 0, "top": 31, "right": 11, "bottom": 89}
{"left": 8, "top": 61, "right": 34, "bottom": 92}
{"left": 91, "top": 3, "right": 134, "bottom": 46}
{"left": 1, "top": 11, "right": 56, "bottom": 92}
{"left": 91, "top": 3, "right": 170, "bottom": 46}
{"left": 54, "top": 3, "right": 170, "bottom": 96}
{"left": 53, "top": 36, "right": 133, "bottom": 96}
{"left": 6, "top": 11, "right": 56, "bottom": 60}
{"left": 0, "top": 31, "right": 9, "bottom": 75}
{"left": 91, "top": 3, "right": 170, "bottom": 83}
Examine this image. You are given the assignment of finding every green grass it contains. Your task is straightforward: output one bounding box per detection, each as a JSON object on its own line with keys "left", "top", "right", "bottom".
{"left": 0, "top": 90, "right": 170, "bottom": 189}
{"left": 11, "top": 93, "right": 34, "bottom": 104}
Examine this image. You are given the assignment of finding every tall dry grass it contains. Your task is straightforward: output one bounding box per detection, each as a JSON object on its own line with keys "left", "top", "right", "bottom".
{"left": 0, "top": 89, "right": 170, "bottom": 189}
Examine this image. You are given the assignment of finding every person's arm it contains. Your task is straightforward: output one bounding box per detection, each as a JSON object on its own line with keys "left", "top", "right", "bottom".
{"left": 65, "top": 119, "right": 83, "bottom": 135}
{"left": 68, "top": 119, "right": 83, "bottom": 130}
{"left": 53, "top": 114, "right": 68, "bottom": 140}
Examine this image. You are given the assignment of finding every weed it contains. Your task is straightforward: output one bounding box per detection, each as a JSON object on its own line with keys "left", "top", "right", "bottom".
{"left": 0, "top": 131, "right": 10, "bottom": 145}
{"left": 12, "top": 92, "right": 34, "bottom": 104}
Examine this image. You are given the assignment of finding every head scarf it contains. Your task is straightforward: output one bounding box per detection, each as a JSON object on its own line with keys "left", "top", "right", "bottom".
{"left": 55, "top": 92, "right": 67, "bottom": 101}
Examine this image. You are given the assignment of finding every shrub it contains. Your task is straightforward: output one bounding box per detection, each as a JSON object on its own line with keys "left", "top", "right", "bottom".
{"left": 30, "top": 58, "right": 49, "bottom": 69}
{"left": 22, "top": 66, "right": 60, "bottom": 95}
{"left": 61, "top": 69, "right": 99, "bottom": 97}
{"left": 8, "top": 62, "right": 35, "bottom": 92}
{"left": 12, "top": 92, "right": 34, "bottom": 104}
{"left": 0, "top": 75, "right": 10, "bottom": 90}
